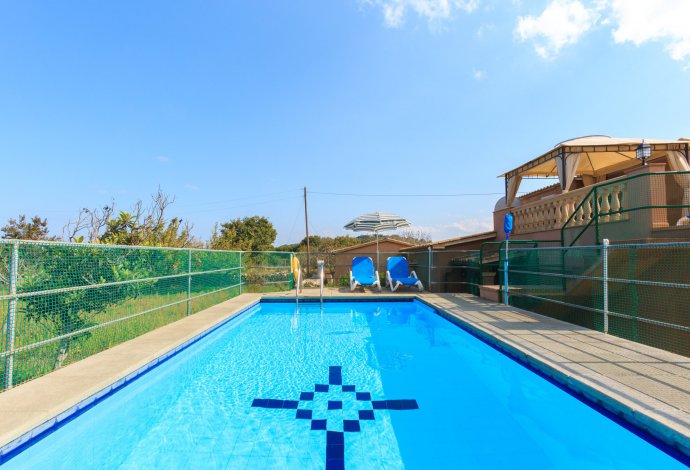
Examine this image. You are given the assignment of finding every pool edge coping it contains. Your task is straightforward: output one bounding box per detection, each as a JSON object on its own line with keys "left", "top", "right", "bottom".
{"left": 414, "top": 294, "right": 690, "bottom": 459}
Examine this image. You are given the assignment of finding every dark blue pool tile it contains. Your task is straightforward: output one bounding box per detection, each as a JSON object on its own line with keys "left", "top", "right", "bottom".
{"left": 282, "top": 400, "right": 299, "bottom": 409}
{"left": 326, "top": 459, "right": 345, "bottom": 470}
{"left": 329, "top": 366, "right": 343, "bottom": 385}
{"left": 315, "top": 384, "right": 329, "bottom": 393}
{"left": 386, "top": 399, "right": 419, "bottom": 410}
{"left": 355, "top": 392, "right": 371, "bottom": 401}
{"left": 343, "top": 420, "right": 360, "bottom": 432}
{"left": 342, "top": 385, "right": 355, "bottom": 392}
{"left": 300, "top": 392, "right": 314, "bottom": 401}
{"left": 372, "top": 400, "right": 387, "bottom": 410}
{"left": 311, "top": 419, "right": 327, "bottom": 430}
{"left": 358, "top": 410, "right": 375, "bottom": 420}
{"left": 326, "top": 446, "right": 345, "bottom": 460}
{"left": 251, "top": 398, "right": 267, "bottom": 407}
{"left": 264, "top": 399, "right": 283, "bottom": 408}
{"left": 327, "top": 430, "right": 344, "bottom": 445}
{"left": 296, "top": 409, "right": 312, "bottom": 419}
{"left": 328, "top": 400, "right": 342, "bottom": 410}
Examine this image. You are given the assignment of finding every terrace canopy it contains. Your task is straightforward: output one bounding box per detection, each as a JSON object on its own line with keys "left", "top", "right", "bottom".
{"left": 500, "top": 135, "right": 690, "bottom": 207}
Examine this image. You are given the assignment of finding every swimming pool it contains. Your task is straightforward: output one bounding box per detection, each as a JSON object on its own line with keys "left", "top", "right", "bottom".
{"left": 1, "top": 299, "right": 686, "bottom": 469}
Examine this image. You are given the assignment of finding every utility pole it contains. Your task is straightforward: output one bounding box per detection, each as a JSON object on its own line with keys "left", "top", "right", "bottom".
{"left": 304, "top": 186, "right": 310, "bottom": 276}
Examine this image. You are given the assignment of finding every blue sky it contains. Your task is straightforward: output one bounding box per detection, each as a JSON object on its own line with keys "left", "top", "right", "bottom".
{"left": 1, "top": 0, "right": 689, "bottom": 245}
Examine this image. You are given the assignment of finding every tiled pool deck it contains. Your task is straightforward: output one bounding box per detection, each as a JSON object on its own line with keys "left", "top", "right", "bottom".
{"left": 2, "top": 288, "right": 690, "bottom": 459}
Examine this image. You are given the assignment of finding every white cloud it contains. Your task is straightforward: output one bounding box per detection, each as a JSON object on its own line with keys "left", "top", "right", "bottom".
{"left": 472, "top": 69, "right": 486, "bottom": 80}
{"left": 366, "top": 0, "right": 480, "bottom": 28}
{"left": 155, "top": 155, "right": 170, "bottom": 163}
{"left": 515, "top": 0, "right": 599, "bottom": 59}
{"left": 515, "top": 1, "right": 690, "bottom": 66}
{"left": 608, "top": 0, "right": 690, "bottom": 65}
{"left": 447, "top": 218, "right": 493, "bottom": 235}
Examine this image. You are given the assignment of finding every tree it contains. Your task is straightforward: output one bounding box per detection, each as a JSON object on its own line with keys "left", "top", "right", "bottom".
{"left": 63, "top": 188, "right": 196, "bottom": 247}
{"left": 210, "top": 216, "right": 277, "bottom": 251}
{"left": 2, "top": 215, "right": 56, "bottom": 240}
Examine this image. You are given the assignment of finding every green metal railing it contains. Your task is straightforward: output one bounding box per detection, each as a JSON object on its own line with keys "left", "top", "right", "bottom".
{"left": 0, "top": 240, "right": 291, "bottom": 390}
{"left": 561, "top": 171, "right": 690, "bottom": 247}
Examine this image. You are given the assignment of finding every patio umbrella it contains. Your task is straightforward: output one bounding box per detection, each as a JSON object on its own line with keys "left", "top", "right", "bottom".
{"left": 344, "top": 212, "right": 411, "bottom": 268}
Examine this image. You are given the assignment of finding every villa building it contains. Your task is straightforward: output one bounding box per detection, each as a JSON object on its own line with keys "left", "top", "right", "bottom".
{"left": 399, "top": 135, "right": 690, "bottom": 297}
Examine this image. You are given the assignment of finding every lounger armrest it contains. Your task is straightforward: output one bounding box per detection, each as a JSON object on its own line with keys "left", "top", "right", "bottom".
{"left": 410, "top": 270, "right": 418, "bottom": 279}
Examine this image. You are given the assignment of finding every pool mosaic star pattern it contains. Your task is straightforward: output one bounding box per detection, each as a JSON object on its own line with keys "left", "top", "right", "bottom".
{"left": 251, "top": 365, "right": 419, "bottom": 469}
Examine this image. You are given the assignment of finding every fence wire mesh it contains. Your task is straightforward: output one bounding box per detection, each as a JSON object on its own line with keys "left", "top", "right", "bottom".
{"left": 0, "top": 240, "right": 291, "bottom": 390}
{"left": 293, "top": 250, "right": 480, "bottom": 294}
{"left": 504, "top": 242, "right": 690, "bottom": 357}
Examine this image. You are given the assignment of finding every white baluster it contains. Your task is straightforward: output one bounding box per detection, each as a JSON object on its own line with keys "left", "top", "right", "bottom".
{"left": 577, "top": 204, "right": 585, "bottom": 226}
{"left": 611, "top": 184, "right": 622, "bottom": 221}
{"left": 600, "top": 187, "right": 611, "bottom": 223}
{"left": 620, "top": 183, "right": 629, "bottom": 220}
{"left": 561, "top": 199, "right": 572, "bottom": 225}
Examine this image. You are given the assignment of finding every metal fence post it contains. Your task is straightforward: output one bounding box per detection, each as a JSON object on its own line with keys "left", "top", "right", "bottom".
{"left": 4, "top": 241, "right": 19, "bottom": 390}
{"left": 186, "top": 249, "right": 192, "bottom": 316}
{"left": 594, "top": 187, "right": 600, "bottom": 245}
{"left": 239, "top": 252, "right": 243, "bottom": 294}
{"left": 427, "top": 247, "right": 432, "bottom": 292}
{"left": 603, "top": 238, "right": 609, "bottom": 334}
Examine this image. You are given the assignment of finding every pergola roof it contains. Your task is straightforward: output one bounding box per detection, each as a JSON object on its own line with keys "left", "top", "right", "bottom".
{"left": 501, "top": 135, "right": 690, "bottom": 180}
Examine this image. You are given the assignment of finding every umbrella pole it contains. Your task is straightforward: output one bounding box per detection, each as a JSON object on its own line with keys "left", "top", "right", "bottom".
{"left": 376, "top": 232, "right": 379, "bottom": 273}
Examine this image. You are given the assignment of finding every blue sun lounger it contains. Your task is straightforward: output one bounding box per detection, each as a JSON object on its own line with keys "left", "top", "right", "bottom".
{"left": 385, "top": 256, "right": 423, "bottom": 292}
{"left": 349, "top": 256, "right": 381, "bottom": 292}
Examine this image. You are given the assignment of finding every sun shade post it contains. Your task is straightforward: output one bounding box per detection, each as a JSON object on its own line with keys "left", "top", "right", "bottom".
{"left": 503, "top": 214, "right": 514, "bottom": 305}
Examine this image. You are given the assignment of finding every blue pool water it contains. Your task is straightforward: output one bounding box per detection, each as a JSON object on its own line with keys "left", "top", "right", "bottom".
{"left": 2, "top": 299, "right": 687, "bottom": 469}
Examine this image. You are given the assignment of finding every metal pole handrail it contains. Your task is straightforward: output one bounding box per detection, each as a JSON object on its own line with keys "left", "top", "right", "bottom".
{"left": 0, "top": 238, "right": 244, "bottom": 254}
{"left": 0, "top": 266, "right": 243, "bottom": 302}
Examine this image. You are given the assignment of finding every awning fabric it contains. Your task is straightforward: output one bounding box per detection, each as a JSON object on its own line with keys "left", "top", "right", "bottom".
{"left": 501, "top": 136, "right": 690, "bottom": 180}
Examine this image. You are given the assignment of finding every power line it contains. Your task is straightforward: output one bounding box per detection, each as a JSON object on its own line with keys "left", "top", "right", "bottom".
{"left": 185, "top": 195, "right": 303, "bottom": 214}
{"left": 310, "top": 191, "right": 505, "bottom": 197}
{"left": 175, "top": 189, "right": 302, "bottom": 208}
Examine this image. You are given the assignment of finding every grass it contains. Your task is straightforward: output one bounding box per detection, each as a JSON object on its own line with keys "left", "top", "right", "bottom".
{"left": 1, "top": 281, "right": 289, "bottom": 389}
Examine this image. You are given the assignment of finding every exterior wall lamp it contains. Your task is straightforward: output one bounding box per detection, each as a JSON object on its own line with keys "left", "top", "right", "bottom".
{"left": 636, "top": 140, "right": 652, "bottom": 165}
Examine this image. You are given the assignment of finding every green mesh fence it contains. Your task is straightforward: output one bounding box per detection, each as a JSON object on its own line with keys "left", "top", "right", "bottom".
{"left": 426, "top": 250, "right": 481, "bottom": 294}
{"left": 0, "top": 240, "right": 291, "bottom": 390}
{"left": 292, "top": 250, "right": 480, "bottom": 294}
{"left": 240, "top": 251, "right": 293, "bottom": 292}
{"left": 481, "top": 240, "right": 560, "bottom": 289}
{"left": 504, "top": 242, "right": 690, "bottom": 358}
